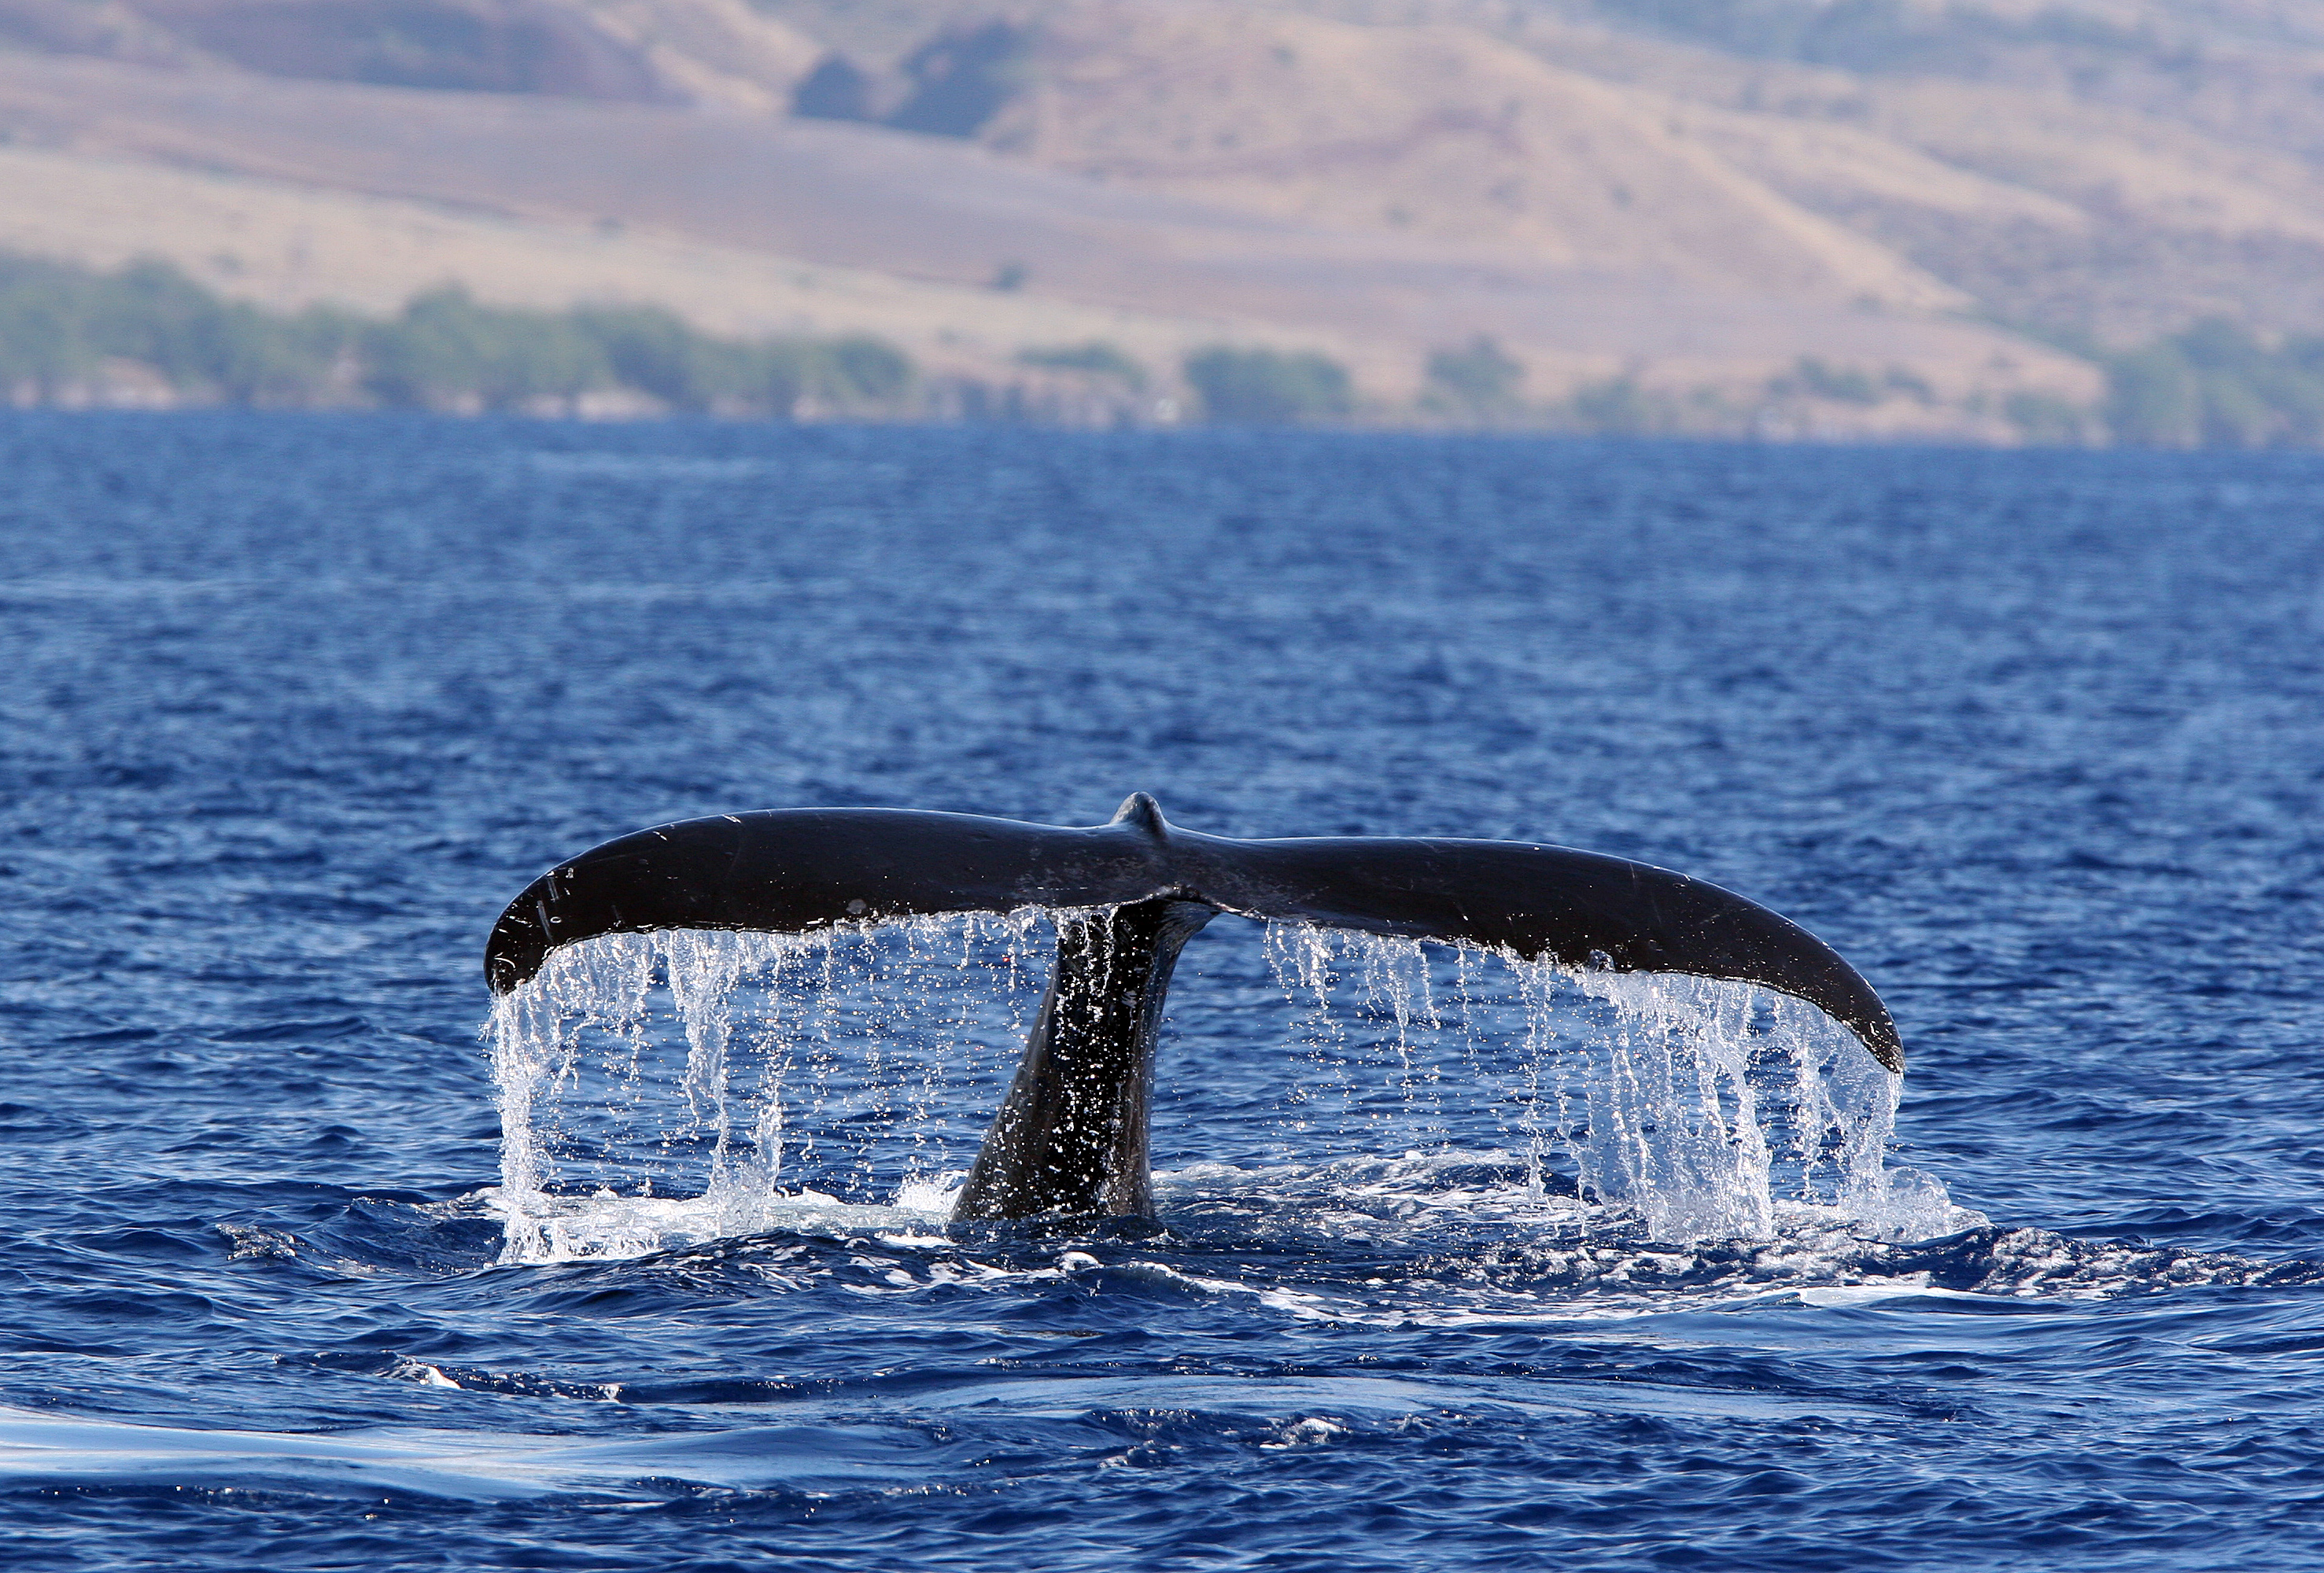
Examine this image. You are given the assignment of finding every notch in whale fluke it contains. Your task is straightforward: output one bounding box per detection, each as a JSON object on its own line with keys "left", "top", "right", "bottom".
{"left": 485, "top": 796, "right": 1902, "bottom": 1220}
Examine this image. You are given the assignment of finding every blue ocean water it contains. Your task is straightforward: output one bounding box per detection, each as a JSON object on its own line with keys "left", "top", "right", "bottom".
{"left": 2, "top": 414, "right": 2322, "bottom": 1570}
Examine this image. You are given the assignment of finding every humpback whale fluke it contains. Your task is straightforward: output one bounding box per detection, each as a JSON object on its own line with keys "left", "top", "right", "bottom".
{"left": 485, "top": 795, "right": 1900, "bottom": 1221}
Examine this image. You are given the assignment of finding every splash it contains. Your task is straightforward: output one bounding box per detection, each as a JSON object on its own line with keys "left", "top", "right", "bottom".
{"left": 485, "top": 913, "right": 1969, "bottom": 1263}
{"left": 485, "top": 912, "right": 1056, "bottom": 1262}
{"left": 1257, "top": 926, "right": 1965, "bottom": 1242}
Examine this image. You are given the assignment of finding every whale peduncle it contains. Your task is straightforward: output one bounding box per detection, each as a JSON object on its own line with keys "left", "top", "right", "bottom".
{"left": 951, "top": 896, "right": 1217, "bottom": 1221}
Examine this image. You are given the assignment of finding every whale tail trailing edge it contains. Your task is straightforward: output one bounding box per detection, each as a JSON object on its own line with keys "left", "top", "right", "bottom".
{"left": 485, "top": 794, "right": 1901, "bottom": 1221}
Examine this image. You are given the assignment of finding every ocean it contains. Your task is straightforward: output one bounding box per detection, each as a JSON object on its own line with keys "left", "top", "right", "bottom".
{"left": 2, "top": 414, "right": 2321, "bottom": 1569}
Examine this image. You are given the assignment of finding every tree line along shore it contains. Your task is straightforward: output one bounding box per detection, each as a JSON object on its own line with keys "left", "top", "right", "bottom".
{"left": 2, "top": 252, "right": 2318, "bottom": 448}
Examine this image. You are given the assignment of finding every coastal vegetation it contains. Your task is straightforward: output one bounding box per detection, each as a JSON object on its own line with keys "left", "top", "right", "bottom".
{"left": 1424, "top": 337, "right": 1526, "bottom": 417}
{"left": 2101, "top": 320, "right": 2324, "bottom": 450}
{"left": 9, "top": 252, "right": 2324, "bottom": 446}
{"left": 1181, "top": 346, "right": 1353, "bottom": 425}
{"left": 1542, "top": 334, "right": 2324, "bottom": 448}
{"left": 0, "top": 253, "right": 914, "bottom": 417}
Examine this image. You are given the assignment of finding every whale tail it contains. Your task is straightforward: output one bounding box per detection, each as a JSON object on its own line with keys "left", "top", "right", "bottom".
{"left": 485, "top": 794, "right": 1900, "bottom": 1221}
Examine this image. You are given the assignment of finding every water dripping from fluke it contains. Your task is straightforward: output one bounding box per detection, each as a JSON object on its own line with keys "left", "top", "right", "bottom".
{"left": 483, "top": 795, "right": 1950, "bottom": 1262}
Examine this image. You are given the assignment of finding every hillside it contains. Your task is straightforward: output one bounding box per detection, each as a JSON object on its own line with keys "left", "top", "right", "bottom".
{"left": 761, "top": 0, "right": 2324, "bottom": 341}
{"left": 2, "top": 0, "right": 2320, "bottom": 436}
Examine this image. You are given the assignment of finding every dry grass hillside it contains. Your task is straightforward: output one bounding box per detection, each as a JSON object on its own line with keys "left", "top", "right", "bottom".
{"left": 0, "top": 134, "right": 1280, "bottom": 389}
{"left": 1280, "top": 0, "right": 2324, "bottom": 343}
{"left": 773, "top": 0, "right": 2324, "bottom": 345}
{"left": 985, "top": 5, "right": 1966, "bottom": 312}
{"left": 6, "top": 0, "right": 2320, "bottom": 430}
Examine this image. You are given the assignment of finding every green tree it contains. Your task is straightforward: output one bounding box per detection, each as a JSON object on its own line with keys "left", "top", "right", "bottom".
{"left": 2104, "top": 342, "right": 2201, "bottom": 447}
{"left": 1182, "top": 345, "right": 1352, "bottom": 424}
{"left": 363, "top": 287, "right": 610, "bottom": 408}
{"left": 1426, "top": 336, "right": 1525, "bottom": 414}
{"left": 2100, "top": 319, "right": 2324, "bottom": 448}
{"left": 0, "top": 254, "right": 98, "bottom": 392}
{"left": 572, "top": 304, "right": 747, "bottom": 410}
{"left": 0, "top": 253, "right": 356, "bottom": 403}
{"left": 827, "top": 335, "right": 912, "bottom": 403}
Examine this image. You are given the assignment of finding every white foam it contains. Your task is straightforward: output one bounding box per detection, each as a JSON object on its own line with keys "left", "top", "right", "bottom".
{"left": 476, "top": 1178, "right": 961, "bottom": 1265}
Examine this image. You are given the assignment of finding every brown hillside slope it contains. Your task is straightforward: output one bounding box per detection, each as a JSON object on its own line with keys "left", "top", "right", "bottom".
{"left": 985, "top": 2, "right": 1964, "bottom": 312}
{"left": 760, "top": 0, "right": 2324, "bottom": 344}
{"left": 0, "top": 135, "right": 1285, "bottom": 392}
{"left": 0, "top": 0, "right": 825, "bottom": 105}
{"left": 0, "top": 48, "right": 2090, "bottom": 418}
{"left": 1286, "top": 0, "right": 2324, "bottom": 342}
{"left": 11, "top": 0, "right": 2323, "bottom": 359}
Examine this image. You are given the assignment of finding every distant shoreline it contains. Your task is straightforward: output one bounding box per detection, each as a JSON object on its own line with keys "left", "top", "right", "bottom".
{"left": 6, "top": 252, "right": 2318, "bottom": 451}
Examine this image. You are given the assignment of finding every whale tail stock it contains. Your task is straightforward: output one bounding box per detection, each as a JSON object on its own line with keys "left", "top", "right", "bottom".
{"left": 485, "top": 794, "right": 1902, "bottom": 1222}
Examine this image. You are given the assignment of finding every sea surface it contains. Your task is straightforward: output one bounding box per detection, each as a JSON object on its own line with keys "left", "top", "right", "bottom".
{"left": 2, "top": 414, "right": 2321, "bottom": 1570}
